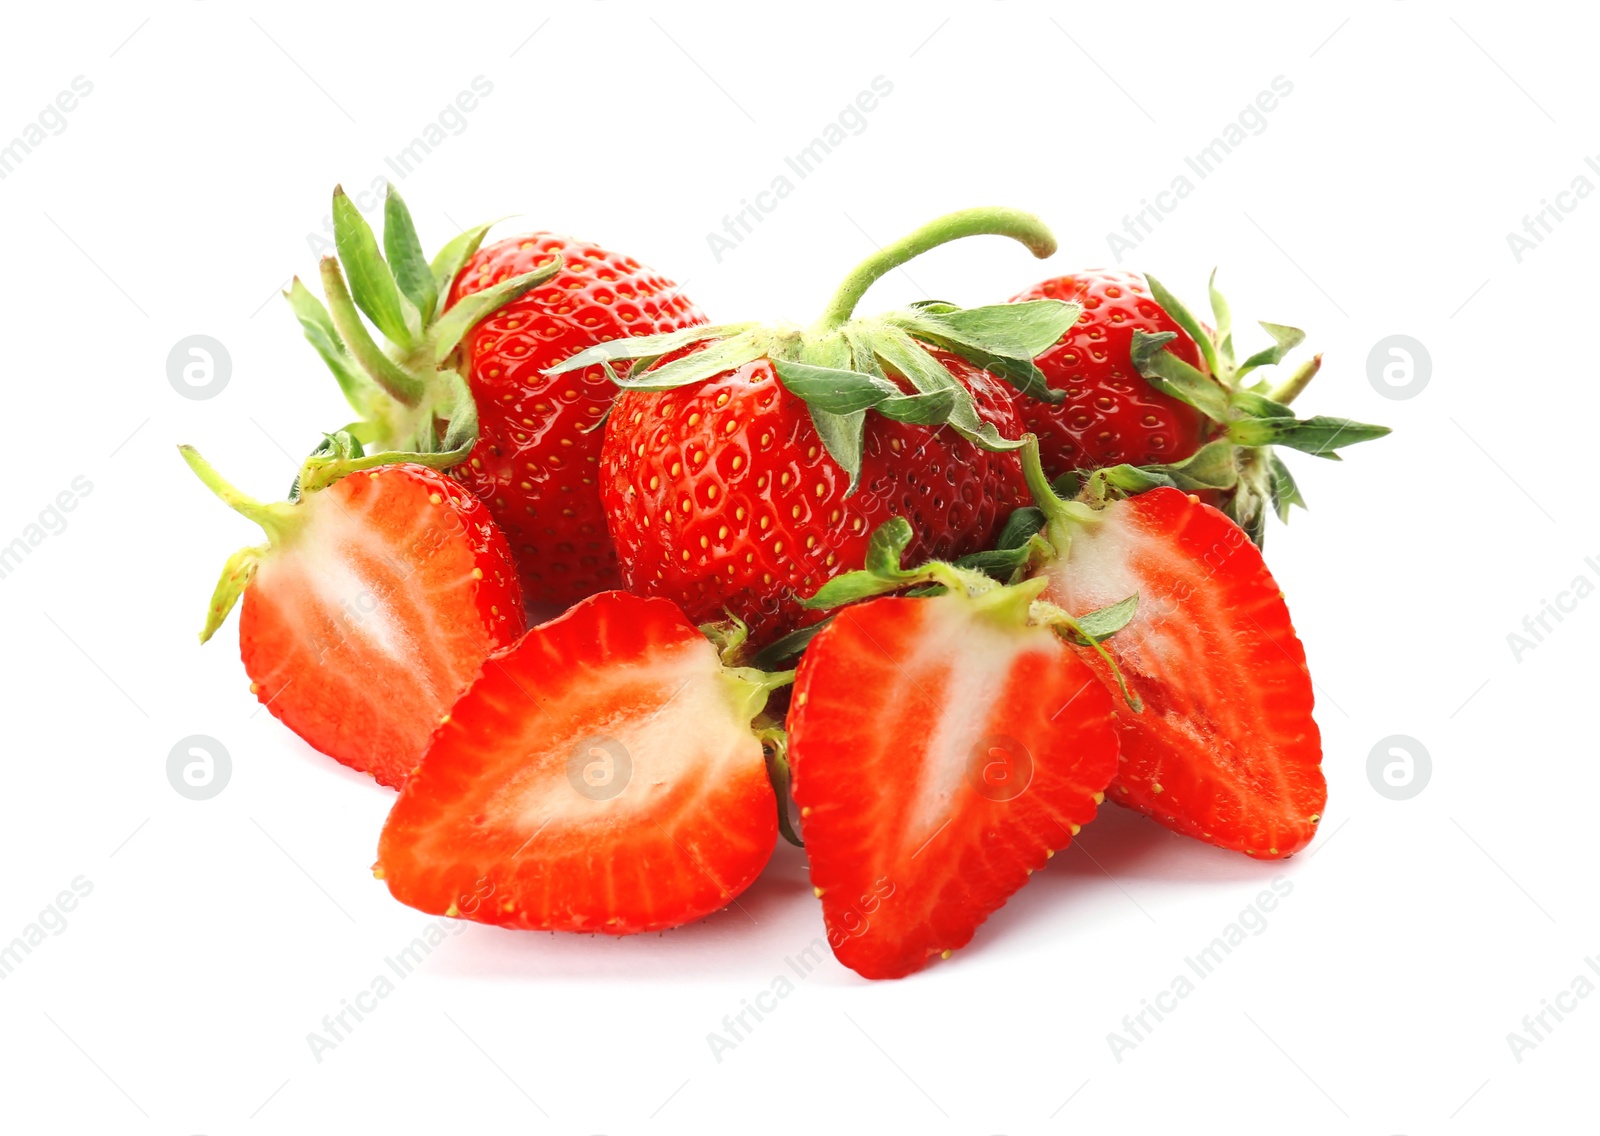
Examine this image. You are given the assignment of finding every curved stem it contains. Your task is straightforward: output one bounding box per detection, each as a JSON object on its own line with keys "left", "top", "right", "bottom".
{"left": 813, "top": 207, "right": 1057, "bottom": 331}
{"left": 179, "top": 445, "right": 299, "bottom": 545}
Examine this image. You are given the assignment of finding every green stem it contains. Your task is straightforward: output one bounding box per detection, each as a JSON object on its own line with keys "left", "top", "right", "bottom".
{"left": 179, "top": 445, "right": 299, "bottom": 545}
{"left": 1265, "top": 352, "right": 1322, "bottom": 406}
{"left": 813, "top": 207, "right": 1057, "bottom": 332}
{"left": 1020, "top": 435, "right": 1096, "bottom": 551}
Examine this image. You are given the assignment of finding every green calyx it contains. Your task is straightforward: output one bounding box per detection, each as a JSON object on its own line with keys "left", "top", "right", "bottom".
{"left": 1108, "top": 270, "right": 1391, "bottom": 544}
{"left": 179, "top": 432, "right": 401, "bottom": 643}
{"left": 179, "top": 444, "right": 305, "bottom": 643}
{"left": 804, "top": 513, "right": 1142, "bottom": 710}
{"left": 547, "top": 207, "right": 1080, "bottom": 492}
{"left": 284, "top": 183, "right": 560, "bottom": 475}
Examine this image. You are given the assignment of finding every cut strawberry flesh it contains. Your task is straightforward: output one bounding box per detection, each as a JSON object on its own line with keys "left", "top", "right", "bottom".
{"left": 377, "top": 592, "right": 778, "bottom": 934}
{"left": 241, "top": 467, "right": 523, "bottom": 788}
{"left": 788, "top": 590, "right": 1120, "bottom": 979}
{"left": 1038, "top": 488, "right": 1324, "bottom": 857}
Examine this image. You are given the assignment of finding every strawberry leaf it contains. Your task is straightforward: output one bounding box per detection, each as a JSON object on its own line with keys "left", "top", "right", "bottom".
{"left": 428, "top": 217, "right": 508, "bottom": 301}
{"left": 1268, "top": 450, "right": 1307, "bottom": 521}
{"left": 333, "top": 186, "right": 414, "bottom": 350}
{"left": 383, "top": 186, "right": 439, "bottom": 324}
{"left": 431, "top": 260, "right": 562, "bottom": 364}
{"left": 865, "top": 515, "right": 915, "bottom": 577}
{"left": 773, "top": 359, "right": 903, "bottom": 415}
{"left": 1235, "top": 321, "right": 1306, "bottom": 379}
{"left": 319, "top": 257, "right": 426, "bottom": 407}
{"left": 1063, "top": 593, "right": 1139, "bottom": 644}
{"left": 613, "top": 331, "right": 769, "bottom": 391}
{"left": 1229, "top": 414, "right": 1391, "bottom": 455}
{"left": 1130, "top": 330, "right": 1230, "bottom": 423}
{"left": 1208, "top": 269, "right": 1234, "bottom": 371}
{"left": 283, "top": 277, "right": 376, "bottom": 418}
{"left": 1145, "top": 273, "right": 1219, "bottom": 379}
{"left": 546, "top": 323, "right": 753, "bottom": 376}
{"left": 806, "top": 406, "right": 868, "bottom": 494}
{"left": 875, "top": 388, "right": 957, "bottom": 425}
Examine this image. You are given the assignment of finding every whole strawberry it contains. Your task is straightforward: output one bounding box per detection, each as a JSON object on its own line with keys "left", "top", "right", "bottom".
{"left": 1012, "top": 269, "right": 1210, "bottom": 471}
{"left": 602, "top": 350, "right": 1026, "bottom": 649}
{"left": 553, "top": 207, "right": 1081, "bottom": 652}
{"left": 447, "top": 235, "right": 706, "bottom": 604}
{"left": 283, "top": 185, "right": 705, "bottom": 606}
{"left": 1008, "top": 268, "right": 1388, "bottom": 543}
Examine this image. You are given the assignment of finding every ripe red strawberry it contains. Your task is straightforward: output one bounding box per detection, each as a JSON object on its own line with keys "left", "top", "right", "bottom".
{"left": 283, "top": 185, "right": 705, "bottom": 607}
{"left": 552, "top": 207, "right": 1082, "bottom": 653}
{"left": 786, "top": 547, "right": 1121, "bottom": 979}
{"left": 376, "top": 591, "right": 787, "bottom": 934}
{"left": 602, "top": 350, "right": 1027, "bottom": 649}
{"left": 1018, "top": 449, "right": 1324, "bottom": 858}
{"left": 446, "top": 233, "right": 707, "bottom": 605}
{"left": 1011, "top": 269, "right": 1210, "bottom": 471}
{"left": 1007, "top": 269, "right": 1388, "bottom": 544}
{"left": 180, "top": 444, "right": 524, "bottom": 788}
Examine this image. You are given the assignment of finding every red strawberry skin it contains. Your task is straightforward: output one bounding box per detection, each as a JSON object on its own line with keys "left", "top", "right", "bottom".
{"left": 1011, "top": 270, "right": 1210, "bottom": 474}
{"left": 1038, "top": 488, "right": 1324, "bottom": 857}
{"left": 447, "top": 234, "right": 707, "bottom": 607}
{"left": 377, "top": 591, "right": 777, "bottom": 934}
{"left": 241, "top": 465, "right": 524, "bottom": 788}
{"left": 787, "top": 591, "right": 1120, "bottom": 979}
{"left": 600, "top": 352, "right": 1027, "bottom": 649}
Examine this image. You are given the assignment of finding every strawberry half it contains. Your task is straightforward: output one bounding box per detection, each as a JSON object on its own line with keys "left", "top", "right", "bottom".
{"left": 376, "top": 591, "right": 788, "bottom": 934}
{"left": 1004, "top": 441, "right": 1325, "bottom": 858}
{"left": 786, "top": 528, "right": 1122, "bottom": 978}
{"left": 181, "top": 444, "right": 525, "bottom": 788}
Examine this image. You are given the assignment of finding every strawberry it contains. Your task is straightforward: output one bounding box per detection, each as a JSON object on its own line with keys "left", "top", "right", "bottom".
{"left": 550, "top": 207, "right": 1084, "bottom": 654}
{"left": 283, "top": 184, "right": 705, "bottom": 606}
{"left": 446, "top": 233, "right": 706, "bottom": 605}
{"left": 996, "top": 440, "right": 1325, "bottom": 858}
{"left": 376, "top": 591, "right": 789, "bottom": 934}
{"left": 1008, "top": 269, "right": 1388, "bottom": 544}
{"left": 180, "top": 439, "right": 525, "bottom": 788}
{"left": 784, "top": 522, "right": 1123, "bottom": 978}
{"left": 601, "top": 349, "right": 1027, "bottom": 651}
{"left": 1010, "top": 269, "right": 1211, "bottom": 470}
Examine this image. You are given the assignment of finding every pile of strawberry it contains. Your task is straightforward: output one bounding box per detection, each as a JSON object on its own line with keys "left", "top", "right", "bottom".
{"left": 184, "top": 188, "right": 1386, "bottom": 979}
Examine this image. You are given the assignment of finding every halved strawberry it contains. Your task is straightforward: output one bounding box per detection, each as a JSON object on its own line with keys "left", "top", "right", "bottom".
{"left": 376, "top": 591, "right": 787, "bottom": 934}
{"left": 1019, "top": 449, "right": 1324, "bottom": 858}
{"left": 181, "top": 444, "right": 525, "bottom": 788}
{"left": 787, "top": 544, "right": 1121, "bottom": 979}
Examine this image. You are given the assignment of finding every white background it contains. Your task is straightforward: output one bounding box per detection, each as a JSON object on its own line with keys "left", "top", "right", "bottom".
{"left": 1, "top": 2, "right": 1593, "bottom": 1133}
